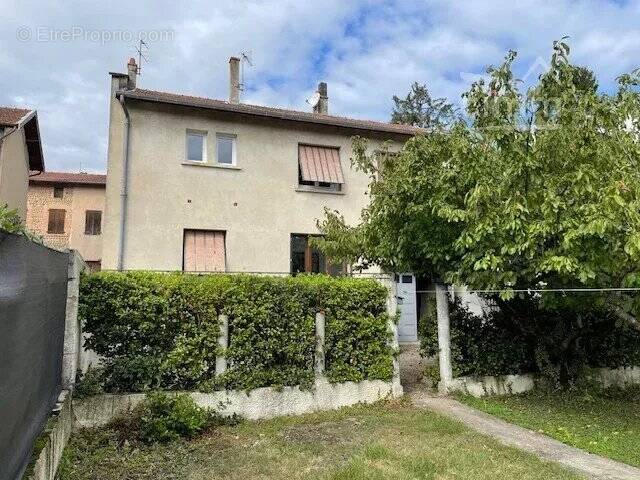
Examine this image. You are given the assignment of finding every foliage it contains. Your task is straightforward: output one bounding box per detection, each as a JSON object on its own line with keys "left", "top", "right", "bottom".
{"left": 391, "top": 82, "right": 458, "bottom": 129}
{"left": 420, "top": 297, "right": 640, "bottom": 384}
{"left": 317, "top": 40, "right": 640, "bottom": 317}
{"left": 0, "top": 203, "right": 42, "bottom": 243}
{"left": 136, "top": 392, "right": 217, "bottom": 443}
{"left": 74, "top": 367, "right": 105, "bottom": 399}
{"left": 79, "top": 272, "right": 393, "bottom": 393}
{"left": 459, "top": 386, "right": 640, "bottom": 467}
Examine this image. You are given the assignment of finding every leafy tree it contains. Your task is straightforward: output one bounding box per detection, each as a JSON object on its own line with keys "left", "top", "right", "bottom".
{"left": 316, "top": 41, "right": 640, "bottom": 381}
{"left": 391, "top": 82, "right": 457, "bottom": 129}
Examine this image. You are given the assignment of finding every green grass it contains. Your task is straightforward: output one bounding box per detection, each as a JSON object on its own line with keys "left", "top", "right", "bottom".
{"left": 58, "top": 400, "right": 583, "bottom": 480}
{"left": 458, "top": 387, "right": 640, "bottom": 467}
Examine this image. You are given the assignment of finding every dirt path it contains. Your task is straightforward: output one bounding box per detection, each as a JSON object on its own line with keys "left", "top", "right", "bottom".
{"left": 410, "top": 391, "right": 640, "bottom": 480}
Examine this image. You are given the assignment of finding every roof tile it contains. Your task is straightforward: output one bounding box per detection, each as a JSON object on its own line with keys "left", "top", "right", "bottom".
{"left": 29, "top": 171, "right": 106, "bottom": 186}
{"left": 0, "top": 107, "right": 32, "bottom": 126}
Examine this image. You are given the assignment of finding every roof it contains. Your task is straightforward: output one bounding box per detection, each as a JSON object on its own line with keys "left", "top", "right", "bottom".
{"left": 0, "top": 106, "right": 44, "bottom": 171}
{"left": 0, "top": 107, "right": 33, "bottom": 127}
{"left": 119, "top": 88, "right": 423, "bottom": 137}
{"left": 29, "top": 171, "right": 106, "bottom": 187}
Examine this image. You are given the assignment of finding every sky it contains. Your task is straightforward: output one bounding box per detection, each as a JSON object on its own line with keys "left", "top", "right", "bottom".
{"left": 2, "top": 0, "right": 640, "bottom": 173}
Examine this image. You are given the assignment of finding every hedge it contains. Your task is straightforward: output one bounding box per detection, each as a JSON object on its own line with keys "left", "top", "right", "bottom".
{"left": 79, "top": 272, "right": 394, "bottom": 393}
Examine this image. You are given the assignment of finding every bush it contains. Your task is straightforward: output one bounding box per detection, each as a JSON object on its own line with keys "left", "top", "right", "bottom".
{"left": 420, "top": 295, "right": 640, "bottom": 386}
{"left": 80, "top": 272, "right": 393, "bottom": 393}
{"left": 74, "top": 367, "right": 105, "bottom": 399}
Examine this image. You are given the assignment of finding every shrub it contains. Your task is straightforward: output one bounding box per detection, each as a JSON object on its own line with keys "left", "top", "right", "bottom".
{"left": 137, "top": 392, "right": 213, "bottom": 443}
{"left": 420, "top": 295, "right": 640, "bottom": 386}
{"left": 79, "top": 272, "right": 393, "bottom": 393}
{"left": 74, "top": 367, "right": 105, "bottom": 399}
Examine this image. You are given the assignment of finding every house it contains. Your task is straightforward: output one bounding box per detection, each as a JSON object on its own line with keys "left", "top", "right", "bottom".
{"left": 103, "top": 57, "right": 421, "bottom": 340}
{"left": 0, "top": 107, "right": 44, "bottom": 218}
{"left": 26, "top": 171, "right": 106, "bottom": 271}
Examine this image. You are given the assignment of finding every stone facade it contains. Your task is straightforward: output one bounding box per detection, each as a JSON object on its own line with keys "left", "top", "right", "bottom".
{"left": 26, "top": 182, "right": 105, "bottom": 265}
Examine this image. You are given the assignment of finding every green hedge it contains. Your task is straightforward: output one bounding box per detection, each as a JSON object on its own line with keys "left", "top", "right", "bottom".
{"left": 79, "top": 272, "right": 394, "bottom": 393}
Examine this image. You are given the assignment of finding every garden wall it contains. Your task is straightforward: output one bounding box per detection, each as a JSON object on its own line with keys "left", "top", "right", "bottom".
{"left": 77, "top": 272, "right": 401, "bottom": 411}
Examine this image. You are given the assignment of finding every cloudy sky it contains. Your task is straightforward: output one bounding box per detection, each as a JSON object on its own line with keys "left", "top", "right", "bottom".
{"left": 2, "top": 0, "right": 640, "bottom": 173}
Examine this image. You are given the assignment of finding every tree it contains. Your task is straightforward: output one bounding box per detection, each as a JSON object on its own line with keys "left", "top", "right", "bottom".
{"left": 391, "top": 82, "right": 457, "bottom": 129}
{"left": 316, "top": 41, "right": 640, "bottom": 381}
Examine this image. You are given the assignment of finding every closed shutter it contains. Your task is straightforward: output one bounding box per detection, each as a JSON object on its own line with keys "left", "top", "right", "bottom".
{"left": 183, "top": 230, "right": 226, "bottom": 272}
{"left": 47, "top": 209, "right": 65, "bottom": 234}
{"left": 298, "top": 145, "right": 344, "bottom": 184}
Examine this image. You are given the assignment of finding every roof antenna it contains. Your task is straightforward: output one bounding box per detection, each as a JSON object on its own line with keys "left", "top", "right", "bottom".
{"left": 238, "top": 51, "right": 253, "bottom": 96}
{"left": 133, "top": 39, "right": 149, "bottom": 76}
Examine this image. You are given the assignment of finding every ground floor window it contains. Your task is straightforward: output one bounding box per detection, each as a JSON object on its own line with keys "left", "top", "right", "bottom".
{"left": 290, "top": 234, "right": 344, "bottom": 275}
{"left": 183, "top": 229, "right": 226, "bottom": 272}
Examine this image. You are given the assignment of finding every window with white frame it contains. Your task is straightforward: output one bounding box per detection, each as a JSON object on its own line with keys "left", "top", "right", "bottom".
{"left": 186, "top": 130, "right": 206, "bottom": 162}
{"left": 216, "top": 134, "right": 236, "bottom": 165}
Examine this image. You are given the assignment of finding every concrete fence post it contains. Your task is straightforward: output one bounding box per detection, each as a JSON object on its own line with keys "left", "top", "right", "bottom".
{"left": 380, "top": 274, "right": 403, "bottom": 395}
{"left": 315, "top": 311, "right": 326, "bottom": 376}
{"left": 62, "top": 250, "right": 86, "bottom": 390}
{"left": 435, "top": 282, "right": 453, "bottom": 393}
{"left": 215, "top": 314, "right": 229, "bottom": 376}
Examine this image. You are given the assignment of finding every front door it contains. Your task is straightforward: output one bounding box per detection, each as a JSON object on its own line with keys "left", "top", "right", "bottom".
{"left": 396, "top": 273, "right": 417, "bottom": 343}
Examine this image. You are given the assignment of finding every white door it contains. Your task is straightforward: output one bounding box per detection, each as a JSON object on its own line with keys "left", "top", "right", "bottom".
{"left": 396, "top": 273, "right": 417, "bottom": 343}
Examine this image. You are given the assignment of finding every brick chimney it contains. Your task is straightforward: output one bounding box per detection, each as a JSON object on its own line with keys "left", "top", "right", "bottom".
{"left": 127, "top": 57, "right": 137, "bottom": 89}
{"left": 229, "top": 57, "right": 240, "bottom": 104}
{"left": 314, "top": 82, "right": 328, "bottom": 115}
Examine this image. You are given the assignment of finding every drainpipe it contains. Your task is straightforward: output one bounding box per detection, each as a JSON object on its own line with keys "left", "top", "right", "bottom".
{"left": 117, "top": 95, "right": 131, "bottom": 271}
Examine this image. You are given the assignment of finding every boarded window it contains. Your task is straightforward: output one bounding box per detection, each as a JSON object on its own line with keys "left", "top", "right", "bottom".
{"left": 47, "top": 209, "right": 65, "bottom": 234}
{"left": 298, "top": 145, "right": 344, "bottom": 190}
{"left": 53, "top": 186, "right": 64, "bottom": 198}
{"left": 183, "top": 230, "right": 226, "bottom": 272}
{"left": 84, "top": 210, "right": 102, "bottom": 235}
{"left": 290, "top": 234, "right": 344, "bottom": 276}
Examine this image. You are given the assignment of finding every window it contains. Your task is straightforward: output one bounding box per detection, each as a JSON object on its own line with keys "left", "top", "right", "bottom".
{"left": 47, "top": 209, "right": 65, "bottom": 234}
{"left": 183, "top": 230, "right": 226, "bottom": 272}
{"left": 216, "top": 134, "right": 236, "bottom": 165}
{"left": 53, "top": 186, "right": 64, "bottom": 198}
{"left": 85, "top": 261, "right": 101, "bottom": 272}
{"left": 298, "top": 145, "right": 344, "bottom": 191}
{"left": 85, "top": 210, "right": 102, "bottom": 235}
{"left": 186, "top": 131, "right": 206, "bottom": 162}
{"left": 290, "top": 234, "right": 344, "bottom": 275}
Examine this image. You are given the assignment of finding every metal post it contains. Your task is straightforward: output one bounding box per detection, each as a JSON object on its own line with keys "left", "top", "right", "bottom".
{"left": 215, "top": 314, "right": 228, "bottom": 375}
{"left": 315, "top": 312, "right": 325, "bottom": 376}
{"left": 435, "top": 282, "right": 453, "bottom": 392}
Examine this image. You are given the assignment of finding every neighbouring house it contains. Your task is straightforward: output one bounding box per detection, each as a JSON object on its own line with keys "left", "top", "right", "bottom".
{"left": 26, "top": 171, "right": 106, "bottom": 271}
{"left": 0, "top": 107, "right": 44, "bottom": 219}
{"left": 103, "top": 57, "right": 423, "bottom": 341}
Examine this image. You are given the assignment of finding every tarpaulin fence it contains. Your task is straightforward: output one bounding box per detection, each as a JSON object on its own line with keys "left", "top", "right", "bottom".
{"left": 0, "top": 231, "right": 69, "bottom": 480}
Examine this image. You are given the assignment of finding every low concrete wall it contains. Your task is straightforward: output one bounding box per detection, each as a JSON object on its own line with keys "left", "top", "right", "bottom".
{"left": 444, "top": 366, "right": 640, "bottom": 397}
{"left": 74, "top": 377, "right": 403, "bottom": 428}
{"left": 28, "top": 391, "right": 73, "bottom": 480}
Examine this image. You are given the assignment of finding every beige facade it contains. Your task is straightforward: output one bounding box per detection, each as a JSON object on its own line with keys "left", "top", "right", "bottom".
{"left": 26, "top": 174, "right": 106, "bottom": 266}
{"left": 103, "top": 64, "right": 418, "bottom": 273}
{"left": 0, "top": 128, "right": 30, "bottom": 218}
{"left": 0, "top": 108, "right": 44, "bottom": 219}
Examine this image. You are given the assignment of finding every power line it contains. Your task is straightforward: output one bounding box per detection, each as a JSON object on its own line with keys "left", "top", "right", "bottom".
{"left": 416, "top": 287, "right": 640, "bottom": 294}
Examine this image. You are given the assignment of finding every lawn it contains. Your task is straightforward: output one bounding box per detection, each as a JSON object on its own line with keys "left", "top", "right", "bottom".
{"left": 58, "top": 400, "right": 582, "bottom": 480}
{"left": 458, "top": 387, "right": 640, "bottom": 468}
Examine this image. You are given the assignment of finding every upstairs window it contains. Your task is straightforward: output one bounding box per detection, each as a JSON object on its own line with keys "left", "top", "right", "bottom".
{"left": 53, "top": 186, "right": 64, "bottom": 198}
{"left": 47, "top": 209, "right": 65, "bottom": 234}
{"left": 216, "top": 134, "right": 236, "bottom": 165}
{"left": 186, "top": 130, "right": 206, "bottom": 162}
{"left": 290, "top": 234, "right": 344, "bottom": 275}
{"left": 85, "top": 210, "right": 102, "bottom": 235}
{"left": 298, "top": 144, "right": 344, "bottom": 191}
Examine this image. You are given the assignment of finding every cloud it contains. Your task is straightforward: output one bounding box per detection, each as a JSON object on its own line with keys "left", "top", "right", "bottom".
{"left": 1, "top": 0, "right": 639, "bottom": 172}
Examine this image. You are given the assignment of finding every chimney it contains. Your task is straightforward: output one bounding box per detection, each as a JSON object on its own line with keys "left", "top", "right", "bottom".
{"left": 314, "top": 82, "right": 328, "bottom": 115}
{"left": 229, "top": 57, "right": 241, "bottom": 104}
{"left": 127, "top": 57, "right": 137, "bottom": 89}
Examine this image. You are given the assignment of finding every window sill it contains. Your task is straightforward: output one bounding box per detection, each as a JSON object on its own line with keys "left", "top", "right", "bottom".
{"left": 182, "top": 162, "right": 241, "bottom": 170}
{"left": 295, "top": 185, "right": 346, "bottom": 195}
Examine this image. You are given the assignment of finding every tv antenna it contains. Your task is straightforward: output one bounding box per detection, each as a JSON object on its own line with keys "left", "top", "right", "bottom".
{"left": 134, "top": 39, "right": 149, "bottom": 75}
{"left": 238, "top": 51, "right": 253, "bottom": 95}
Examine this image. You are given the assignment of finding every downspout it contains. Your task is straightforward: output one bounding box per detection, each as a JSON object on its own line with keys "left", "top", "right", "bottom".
{"left": 117, "top": 95, "right": 131, "bottom": 271}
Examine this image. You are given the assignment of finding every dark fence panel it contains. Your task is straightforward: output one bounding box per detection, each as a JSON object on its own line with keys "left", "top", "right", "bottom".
{"left": 0, "top": 231, "right": 68, "bottom": 480}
